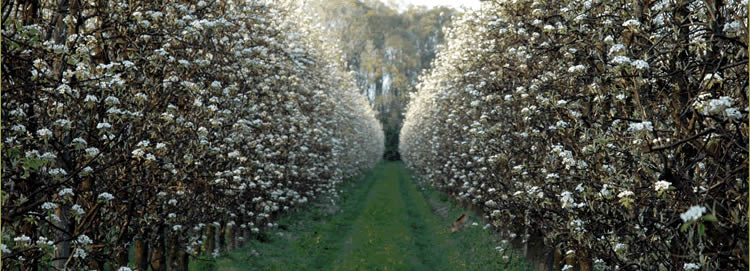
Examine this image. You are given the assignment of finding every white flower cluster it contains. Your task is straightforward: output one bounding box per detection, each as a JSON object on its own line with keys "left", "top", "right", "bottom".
{"left": 627, "top": 121, "right": 653, "bottom": 132}
{"left": 680, "top": 205, "right": 706, "bottom": 222}
{"left": 654, "top": 181, "right": 671, "bottom": 193}
{"left": 694, "top": 95, "right": 742, "bottom": 120}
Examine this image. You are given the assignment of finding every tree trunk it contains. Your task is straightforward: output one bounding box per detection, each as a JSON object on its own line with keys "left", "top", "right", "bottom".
{"left": 205, "top": 225, "right": 216, "bottom": 256}
{"left": 553, "top": 248, "right": 563, "bottom": 271}
{"left": 226, "top": 225, "right": 234, "bottom": 252}
{"left": 151, "top": 228, "right": 166, "bottom": 271}
{"left": 577, "top": 249, "right": 592, "bottom": 271}
{"left": 167, "top": 233, "right": 179, "bottom": 271}
{"left": 53, "top": 207, "right": 71, "bottom": 269}
{"left": 116, "top": 248, "right": 130, "bottom": 268}
{"left": 564, "top": 250, "right": 577, "bottom": 267}
{"left": 218, "top": 222, "right": 226, "bottom": 254}
{"left": 178, "top": 248, "right": 190, "bottom": 271}
{"left": 135, "top": 238, "right": 149, "bottom": 270}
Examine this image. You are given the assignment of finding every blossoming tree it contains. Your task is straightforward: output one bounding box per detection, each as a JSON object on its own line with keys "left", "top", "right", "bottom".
{"left": 401, "top": 0, "right": 747, "bottom": 269}
{"left": 1, "top": 0, "right": 383, "bottom": 270}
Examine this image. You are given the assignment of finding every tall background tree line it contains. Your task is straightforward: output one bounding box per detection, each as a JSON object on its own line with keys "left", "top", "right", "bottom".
{"left": 306, "top": 0, "right": 456, "bottom": 160}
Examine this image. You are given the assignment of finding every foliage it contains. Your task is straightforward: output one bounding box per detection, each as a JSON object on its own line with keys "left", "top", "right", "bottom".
{"left": 401, "top": 0, "right": 748, "bottom": 269}
{"left": 1, "top": 0, "right": 383, "bottom": 269}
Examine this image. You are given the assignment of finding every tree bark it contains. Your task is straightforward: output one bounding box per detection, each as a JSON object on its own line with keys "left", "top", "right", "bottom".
{"left": 167, "top": 233, "right": 179, "bottom": 271}
{"left": 135, "top": 238, "right": 149, "bottom": 270}
{"left": 205, "top": 225, "right": 216, "bottom": 256}
{"left": 53, "top": 207, "right": 71, "bottom": 269}
{"left": 151, "top": 228, "right": 166, "bottom": 271}
{"left": 227, "top": 225, "right": 234, "bottom": 252}
{"left": 218, "top": 222, "right": 226, "bottom": 253}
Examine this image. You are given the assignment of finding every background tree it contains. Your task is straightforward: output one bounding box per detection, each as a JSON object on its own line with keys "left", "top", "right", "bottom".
{"left": 305, "top": 0, "right": 455, "bottom": 160}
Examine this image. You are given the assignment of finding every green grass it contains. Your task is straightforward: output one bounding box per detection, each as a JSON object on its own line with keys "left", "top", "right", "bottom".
{"left": 213, "top": 167, "right": 379, "bottom": 271}
{"left": 204, "top": 161, "right": 533, "bottom": 270}
{"left": 413, "top": 177, "right": 534, "bottom": 271}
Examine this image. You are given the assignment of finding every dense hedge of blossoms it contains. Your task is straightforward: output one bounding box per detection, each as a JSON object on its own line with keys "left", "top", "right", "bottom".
{"left": 1, "top": 0, "right": 383, "bottom": 269}
{"left": 401, "top": 0, "right": 747, "bottom": 270}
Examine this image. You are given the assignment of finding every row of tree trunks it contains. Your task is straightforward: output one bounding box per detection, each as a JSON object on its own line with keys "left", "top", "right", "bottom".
{"left": 123, "top": 222, "right": 253, "bottom": 270}
{"left": 53, "top": 218, "right": 251, "bottom": 270}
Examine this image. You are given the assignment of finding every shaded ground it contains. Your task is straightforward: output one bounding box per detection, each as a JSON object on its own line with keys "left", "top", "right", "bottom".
{"left": 205, "top": 162, "right": 532, "bottom": 271}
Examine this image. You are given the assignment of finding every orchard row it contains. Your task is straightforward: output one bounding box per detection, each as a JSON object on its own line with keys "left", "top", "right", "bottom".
{"left": 2, "top": 0, "right": 383, "bottom": 269}
{"left": 401, "top": 0, "right": 748, "bottom": 270}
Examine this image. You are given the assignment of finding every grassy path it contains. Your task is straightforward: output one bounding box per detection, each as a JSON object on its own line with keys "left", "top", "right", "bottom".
{"left": 210, "top": 162, "right": 532, "bottom": 270}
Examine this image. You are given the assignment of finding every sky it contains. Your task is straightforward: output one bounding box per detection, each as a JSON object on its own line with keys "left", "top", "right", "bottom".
{"left": 395, "top": 0, "right": 481, "bottom": 10}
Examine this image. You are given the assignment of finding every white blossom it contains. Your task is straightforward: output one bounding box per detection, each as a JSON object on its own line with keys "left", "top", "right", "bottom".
{"left": 137, "top": 140, "right": 150, "bottom": 148}
{"left": 560, "top": 191, "right": 574, "bottom": 208}
{"left": 654, "top": 181, "right": 671, "bottom": 193}
{"left": 98, "top": 192, "right": 115, "bottom": 201}
{"left": 617, "top": 190, "right": 634, "bottom": 198}
{"left": 611, "top": 55, "right": 632, "bottom": 65}
{"left": 72, "top": 137, "right": 87, "bottom": 146}
{"left": 40, "top": 152, "right": 57, "bottom": 160}
{"left": 132, "top": 148, "right": 146, "bottom": 158}
{"left": 723, "top": 20, "right": 740, "bottom": 32}
{"left": 608, "top": 44, "right": 625, "bottom": 55}
{"left": 680, "top": 205, "right": 706, "bottom": 222}
{"left": 603, "top": 35, "right": 614, "bottom": 44}
{"left": 59, "top": 188, "right": 74, "bottom": 197}
{"left": 80, "top": 166, "right": 94, "bottom": 176}
{"left": 14, "top": 235, "right": 31, "bottom": 243}
{"left": 84, "top": 95, "right": 99, "bottom": 103}
{"left": 76, "top": 235, "right": 93, "bottom": 245}
{"left": 96, "top": 122, "right": 112, "bottom": 129}
{"left": 41, "top": 202, "right": 57, "bottom": 210}
{"left": 632, "top": 59, "right": 649, "bottom": 70}
{"left": 104, "top": 96, "right": 120, "bottom": 105}
{"left": 627, "top": 121, "right": 653, "bottom": 132}
{"left": 36, "top": 128, "right": 53, "bottom": 138}
{"left": 622, "top": 19, "right": 641, "bottom": 28}
{"left": 725, "top": 107, "right": 742, "bottom": 119}
{"left": 567, "top": 64, "right": 586, "bottom": 73}
{"left": 73, "top": 248, "right": 87, "bottom": 259}
{"left": 11, "top": 124, "right": 26, "bottom": 133}
{"left": 72, "top": 204, "right": 86, "bottom": 215}
{"left": 49, "top": 168, "right": 67, "bottom": 176}
{"left": 54, "top": 119, "right": 72, "bottom": 128}
{"left": 85, "top": 147, "right": 100, "bottom": 157}
{"left": 703, "top": 73, "right": 723, "bottom": 83}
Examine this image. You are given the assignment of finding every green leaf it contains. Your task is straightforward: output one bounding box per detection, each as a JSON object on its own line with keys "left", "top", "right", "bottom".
{"left": 698, "top": 223, "right": 705, "bottom": 237}
{"left": 702, "top": 214, "right": 718, "bottom": 223}
{"left": 680, "top": 222, "right": 691, "bottom": 232}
